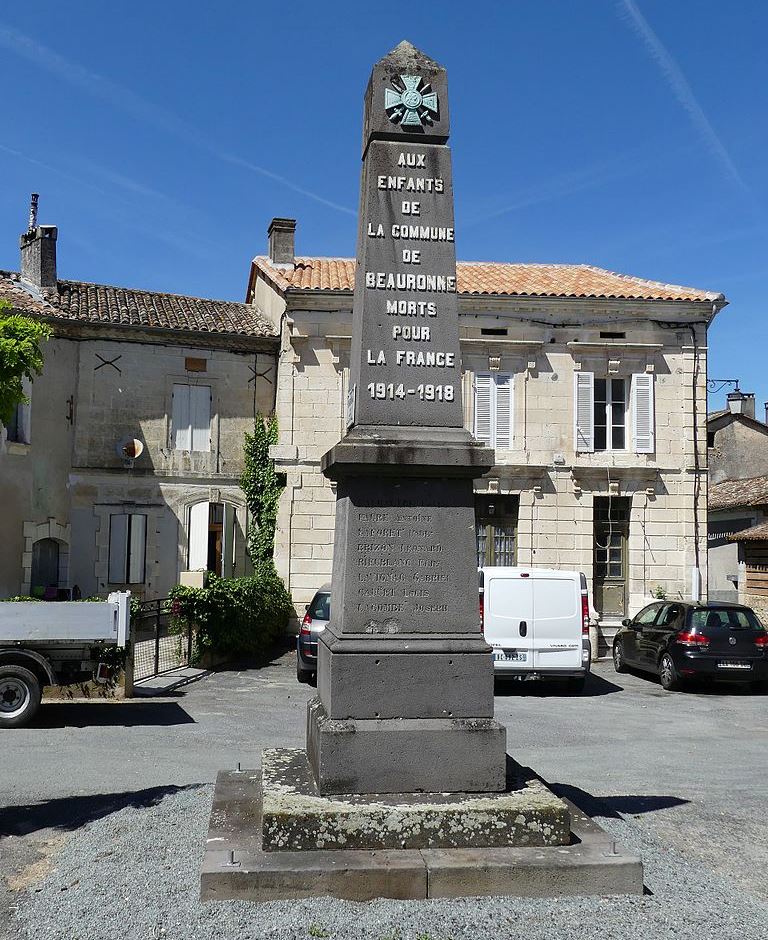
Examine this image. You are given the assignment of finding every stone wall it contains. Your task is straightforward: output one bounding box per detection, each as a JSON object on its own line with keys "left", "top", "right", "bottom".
{"left": 270, "top": 297, "right": 710, "bottom": 627}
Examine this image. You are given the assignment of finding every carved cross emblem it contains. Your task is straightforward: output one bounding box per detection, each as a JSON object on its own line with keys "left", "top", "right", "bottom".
{"left": 384, "top": 75, "right": 438, "bottom": 127}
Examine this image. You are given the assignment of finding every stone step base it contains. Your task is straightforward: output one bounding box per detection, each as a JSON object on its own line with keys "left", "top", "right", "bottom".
{"left": 200, "top": 768, "right": 643, "bottom": 901}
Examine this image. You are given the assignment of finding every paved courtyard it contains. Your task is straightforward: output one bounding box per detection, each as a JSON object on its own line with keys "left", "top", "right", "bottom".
{"left": 1, "top": 651, "right": 766, "bottom": 940}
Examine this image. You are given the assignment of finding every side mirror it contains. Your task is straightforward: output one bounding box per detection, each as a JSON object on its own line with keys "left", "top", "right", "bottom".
{"left": 621, "top": 618, "right": 632, "bottom": 627}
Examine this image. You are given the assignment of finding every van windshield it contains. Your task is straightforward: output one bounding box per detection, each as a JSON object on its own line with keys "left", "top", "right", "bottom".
{"left": 688, "top": 608, "right": 761, "bottom": 631}
{"left": 309, "top": 593, "right": 331, "bottom": 621}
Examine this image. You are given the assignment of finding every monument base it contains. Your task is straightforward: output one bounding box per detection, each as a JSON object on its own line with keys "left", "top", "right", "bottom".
{"left": 200, "top": 755, "right": 644, "bottom": 901}
{"left": 307, "top": 698, "right": 507, "bottom": 794}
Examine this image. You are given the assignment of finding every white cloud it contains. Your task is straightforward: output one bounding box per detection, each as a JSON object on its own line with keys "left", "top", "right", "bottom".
{"left": 617, "top": 1, "right": 747, "bottom": 191}
{"left": 0, "top": 23, "right": 355, "bottom": 215}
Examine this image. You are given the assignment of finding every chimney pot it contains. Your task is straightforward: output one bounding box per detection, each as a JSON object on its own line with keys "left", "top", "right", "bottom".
{"left": 268, "top": 218, "right": 296, "bottom": 267}
{"left": 727, "top": 390, "right": 755, "bottom": 419}
{"left": 19, "top": 195, "right": 57, "bottom": 291}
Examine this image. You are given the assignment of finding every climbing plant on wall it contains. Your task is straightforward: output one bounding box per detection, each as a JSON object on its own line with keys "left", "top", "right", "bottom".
{"left": 0, "top": 301, "right": 51, "bottom": 426}
{"left": 241, "top": 413, "right": 284, "bottom": 569}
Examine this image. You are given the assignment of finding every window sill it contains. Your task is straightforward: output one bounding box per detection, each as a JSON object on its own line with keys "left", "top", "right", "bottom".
{"left": 5, "top": 441, "right": 30, "bottom": 456}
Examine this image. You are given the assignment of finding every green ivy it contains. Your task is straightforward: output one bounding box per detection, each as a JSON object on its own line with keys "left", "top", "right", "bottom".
{"left": 168, "top": 571, "right": 292, "bottom": 658}
{"left": 0, "top": 301, "right": 51, "bottom": 426}
{"left": 241, "top": 413, "right": 284, "bottom": 570}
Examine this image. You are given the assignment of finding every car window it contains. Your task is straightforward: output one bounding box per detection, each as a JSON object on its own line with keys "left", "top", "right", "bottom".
{"left": 634, "top": 604, "right": 661, "bottom": 626}
{"left": 689, "top": 607, "right": 761, "bottom": 631}
{"left": 656, "top": 603, "right": 682, "bottom": 628}
{"left": 308, "top": 592, "right": 331, "bottom": 620}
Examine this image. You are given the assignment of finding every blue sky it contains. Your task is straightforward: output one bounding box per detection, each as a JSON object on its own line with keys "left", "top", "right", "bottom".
{"left": 1, "top": 2, "right": 765, "bottom": 413}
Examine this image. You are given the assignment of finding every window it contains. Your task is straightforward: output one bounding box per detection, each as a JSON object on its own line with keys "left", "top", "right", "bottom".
{"left": 474, "top": 373, "right": 513, "bottom": 448}
{"left": 31, "top": 538, "right": 59, "bottom": 591}
{"left": 108, "top": 513, "right": 147, "bottom": 583}
{"left": 5, "top": 378, "right": 31, "bottom": 444}
{"left": 574, "top": 372, "right": 654, "bottom": 453}
{"left": 475, "top": 495, "right": 518, "bottom": 566}
{"left": 188, "top": 501, "right": 236, "bottom": 577}
{"left": 594, "top": 378, "right": 627, "bottom": 451}
{"left": 172, "top": 384, "right": 211, "bottom": 452}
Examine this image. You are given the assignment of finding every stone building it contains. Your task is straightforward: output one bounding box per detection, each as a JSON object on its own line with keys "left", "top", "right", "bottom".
{"left": 0, "top": 206, "right": 278, "bottom": 601}
{"left": 249, "top": 218, "right": 725, "bottom": 649}
{"left": 707, "top": 391, "right": 768, "bottom": 608}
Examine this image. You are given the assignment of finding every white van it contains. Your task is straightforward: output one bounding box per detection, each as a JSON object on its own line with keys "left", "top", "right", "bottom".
{"left": 479, "top": 567, "right": 591, "bottom": 689}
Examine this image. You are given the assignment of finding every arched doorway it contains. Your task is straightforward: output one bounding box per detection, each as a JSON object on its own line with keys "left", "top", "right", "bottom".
{"left": 31, "top": 538, "right": 60, "bottom": 594}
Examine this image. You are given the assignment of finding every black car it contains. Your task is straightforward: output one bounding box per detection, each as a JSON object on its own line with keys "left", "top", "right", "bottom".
{"left": 612, "top": 601, "right": 768, "bottom": 691}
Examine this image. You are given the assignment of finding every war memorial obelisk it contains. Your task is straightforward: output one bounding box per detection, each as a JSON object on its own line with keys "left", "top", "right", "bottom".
{"left": 201, "top": 41, "right": 642, "bottom": 901}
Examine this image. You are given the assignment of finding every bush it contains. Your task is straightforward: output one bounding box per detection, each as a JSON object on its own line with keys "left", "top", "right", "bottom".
{"left": 168, "top": 568, "right": 292, "bottom": 658}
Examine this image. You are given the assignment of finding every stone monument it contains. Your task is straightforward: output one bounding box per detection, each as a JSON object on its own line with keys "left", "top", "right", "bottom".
{"left": 201, "top": 41, "right": 643, "bottom": 901}
{"left": 308, "top": 40, "right": 505, "bottom": 797}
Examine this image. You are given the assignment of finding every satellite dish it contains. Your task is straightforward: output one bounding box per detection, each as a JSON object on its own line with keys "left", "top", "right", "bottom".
{"left": 116, "top": 438, "right": 144, "bottom": 460}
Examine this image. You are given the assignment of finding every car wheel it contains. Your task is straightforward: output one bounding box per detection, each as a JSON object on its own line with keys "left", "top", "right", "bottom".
{"left": 612, "top": 641, "right": 627, "bottom": 673}
{"left": 0, "top": 665, "right": 42, "bottom": 729}
{"left": 659, "top": 653, "right": 682, "bottom": 692}
{"left": 296, "top": 660, "right": 315, "bottom": 684}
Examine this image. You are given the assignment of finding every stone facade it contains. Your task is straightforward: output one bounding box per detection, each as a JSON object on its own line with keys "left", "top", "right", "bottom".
{"left": 0, "top": 212, "right": 278, "bottom": 601}
{"left": 249, "top": 229, "right": 722, "bottom": 649}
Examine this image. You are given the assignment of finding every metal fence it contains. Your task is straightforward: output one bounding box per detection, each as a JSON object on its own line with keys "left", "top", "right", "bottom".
{"left": 131, "top": 598, "right": 194, "bottom": 682}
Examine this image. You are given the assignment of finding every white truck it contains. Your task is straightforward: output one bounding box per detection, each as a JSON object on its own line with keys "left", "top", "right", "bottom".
{"left": 0, "top": 592, "right": 130, "bottom": 728}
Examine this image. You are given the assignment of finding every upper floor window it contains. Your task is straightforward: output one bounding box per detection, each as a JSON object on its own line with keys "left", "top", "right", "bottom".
{"left": 474, "top": 373, "right": 513, "bottom": 448}
{"left": 575, "top": 372, "right": 654, "bottom": 454}
{"left": 108, "top": 513, "right": 146, "bottom": 584}
{"left": 5, "top": 378, "right": 32, "bottom": 444}
{"left": 172, "top": 384, "right": 211, "bottom": 452}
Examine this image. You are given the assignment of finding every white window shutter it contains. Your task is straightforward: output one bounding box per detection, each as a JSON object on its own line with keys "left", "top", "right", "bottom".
{"left": 632, "top": 374, "right": 655, "bottom": 453}
{"left": 493, "top": 374, "right": 513, "bottom": 448}
{"left": 190, "top": 385, "right": 211, "bottom": 452}
{"left": 574, "top": 371, "right": 595, "bottom": 452}
{"left": 108, "top": 515, "right": 128, "bottom": 583}
{"left": 188, "top": 501, "right": 209, "bottom": 570}
{"left": 222, "top": 503, "right": 236, "bottom": 578}
{"left": 474, "top": 373, "right": 492, "bottom": 445}
{"left": 128, "top": 514, "right": 147, "bottom": 583}
{"left": 172, "top": 384, "right": 191, "bottom": 450}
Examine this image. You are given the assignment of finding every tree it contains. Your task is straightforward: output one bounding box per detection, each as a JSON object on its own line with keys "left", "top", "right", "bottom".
{"left": 0, "top": 300, "right": 51, "bottom": 426}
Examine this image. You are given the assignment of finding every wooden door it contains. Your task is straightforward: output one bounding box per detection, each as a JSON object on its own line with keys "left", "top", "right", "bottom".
{"left": 593, "top": 497, "right": 630, "bottom": 618}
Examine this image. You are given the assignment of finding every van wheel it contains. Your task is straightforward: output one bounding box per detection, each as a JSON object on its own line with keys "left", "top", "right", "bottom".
{"left": 0, "top": 665, "right": 42, "bottom": 728}
{"left": 659, "top": 654, "right": 682, "bottom": 692}
{"left": 612, "top": 641, "right": 627, "bottom": 673}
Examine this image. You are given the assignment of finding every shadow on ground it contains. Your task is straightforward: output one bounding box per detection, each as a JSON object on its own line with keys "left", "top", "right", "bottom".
{"left": 550, "top": 782, "right": 690, "bottom": 819}
{"left": 0, "top": 784, "right": 202, "bottom": 837}
{"left": 494, "top": 671, "right": 623, "bottom": 698}
{"left": 26, "top": 701, "right": 195, "bottom": 729}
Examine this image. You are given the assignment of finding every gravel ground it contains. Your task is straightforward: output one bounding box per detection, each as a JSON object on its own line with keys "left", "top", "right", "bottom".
{"left": 4, "top": 656, "right": 767, "bottom": 940}
{"left": 15, "top": 783, "right": 768, "bottom": 940}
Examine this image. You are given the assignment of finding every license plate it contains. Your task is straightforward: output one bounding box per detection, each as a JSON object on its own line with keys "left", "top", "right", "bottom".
{"left": 716, "top": 661, "right": 751, "bottom": 670}
{"left": 493, "top": 649, "right": 527, "bottom": 663}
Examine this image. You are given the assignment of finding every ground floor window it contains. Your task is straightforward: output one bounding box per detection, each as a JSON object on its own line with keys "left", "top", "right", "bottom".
{"left": 475, "top": 495, "right": 518, "bottom": 567}
{"left": 30, "top": 538, "right": 59, "bottom": 594}
{"left": 188, "top": 501, "right": 236, "bottom": 577}
{"left": 593, "top": 496, "right": 630, "bottom": 617}
{"left": 108, "top": 513, "right": 147, "bottom": 584}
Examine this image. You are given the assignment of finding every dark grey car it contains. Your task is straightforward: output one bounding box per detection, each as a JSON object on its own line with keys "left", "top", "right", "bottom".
{"left": 296, "top": 584, "right": 330, "bottom": 684}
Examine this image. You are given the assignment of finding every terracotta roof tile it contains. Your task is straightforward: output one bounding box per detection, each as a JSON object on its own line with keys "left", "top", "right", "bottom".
{"left": 709, "top": 476, "right": 768, "bottom": 512}
{"left": 0, "top": 271, "right": 277, "bottom": 339}
{"left": 253, "top": 257, "right": 723, "bottom": 303}
{"left": 728, "top": 521, "right": 768, "bottom": 542}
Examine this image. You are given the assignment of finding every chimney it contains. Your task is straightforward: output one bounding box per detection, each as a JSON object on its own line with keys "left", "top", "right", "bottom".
{"left": 727, "top": 390, "right": 755, "bottom": 419}
{"left": 764, "top": 401, "right": 768, "bottom": 425}
{"left": 267, "top": 218, "right": 296, "bottom": 267}
{"left": 19, "top": 194, "right": 57, "bottom": 291}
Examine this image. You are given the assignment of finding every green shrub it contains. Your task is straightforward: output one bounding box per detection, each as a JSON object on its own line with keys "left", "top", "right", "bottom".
{"left": 168, "top": 569, "right": 292, "bottom": 658}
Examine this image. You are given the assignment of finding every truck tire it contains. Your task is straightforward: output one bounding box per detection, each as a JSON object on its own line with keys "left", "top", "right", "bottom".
{"left": 0, "top": 665, "right": 42, "bottom": 729}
